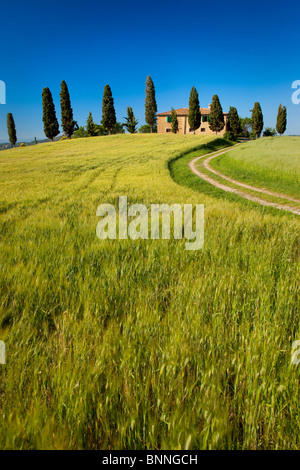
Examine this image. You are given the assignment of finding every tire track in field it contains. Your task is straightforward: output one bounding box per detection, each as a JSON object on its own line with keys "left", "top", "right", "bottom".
{"left": 189, "top": 146, "right": 300, "bottom": 216}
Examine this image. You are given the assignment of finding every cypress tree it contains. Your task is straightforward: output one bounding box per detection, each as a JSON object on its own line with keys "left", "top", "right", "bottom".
{"left": 251, "top": 102, "right": 264, "bottom": 139}
{"left": 102, "top": 85, "right": 117, "bottom": 134}
{"left": 7, "top": 113, "right": 17, "bottom": 147}
{"left": 145, "top": 76, "right": 157, "bottom": 133}
{"left": 209, "top": 95, "right": 225, "bottom": 134}
{"left": 188, "top": 86, "right": 201, "bottom": 134}
{"left": 276, "top": 104, "right": 287, "bottom": 136}
{"left": 123, "top": 106, "right": 139, "bottom": 134}
{"left": 60, "top": 80, "right": 76, "bottom": 138}
{"left": 86, "top": 112, "right": 97, "bottom": 136}
{"left": 42, "top": 87, "right": 60, "bottom": 141}
{"left": 227, "top": 106, "right": 241, "bottom": 140}
{"left": 171, "top": 108, "right": 179, "bottom": 134}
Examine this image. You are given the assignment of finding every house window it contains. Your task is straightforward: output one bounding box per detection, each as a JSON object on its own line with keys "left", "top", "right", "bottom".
{"left": 201, "top": 128, "right": 206, "bottom": 132}
{"left": 166, "top": 129, "right": 171, "bottom": 132}
{"left": 167, "top": 116, "right": 172, "bottom": 123}
{"left": 202, "top": 115, "right": 209, "bottom": 122}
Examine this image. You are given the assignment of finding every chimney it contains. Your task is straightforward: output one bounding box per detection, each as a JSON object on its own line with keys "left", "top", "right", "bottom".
{"left": 208, "top": 103, "right": 211, "bottom": 110}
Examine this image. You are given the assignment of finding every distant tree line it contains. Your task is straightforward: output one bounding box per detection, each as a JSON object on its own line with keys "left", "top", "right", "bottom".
{"left": 3, "top": 76, "right": 288, "bottom": 146}
{"left": 231, "top": 102, "right": 286, "bottom": 140}
{"left": 180, "top": 86, "right": 287, "bottom": 140}
{"left": 166, "top": 85, "right": 287, "bottom": 140}
{"left": 41, "top": 81, "right": 77, "bottom": 141}
{"left": 40, "top": 75, "right": 158, "bottom": 141}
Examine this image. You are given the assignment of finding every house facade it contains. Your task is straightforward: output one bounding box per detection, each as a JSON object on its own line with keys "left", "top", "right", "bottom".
{"left": 157, "top": 106, "right": 228, "bottom": 135}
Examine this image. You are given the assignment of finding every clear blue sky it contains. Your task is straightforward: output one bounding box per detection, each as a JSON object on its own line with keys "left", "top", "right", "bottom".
{"left": 0, "top": 0, "right": 299, "bottom": 142}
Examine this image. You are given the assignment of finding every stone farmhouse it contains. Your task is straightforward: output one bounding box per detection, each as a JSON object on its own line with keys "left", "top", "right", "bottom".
{"left": 157, "top": 105, "right": 228, "bottom": 135}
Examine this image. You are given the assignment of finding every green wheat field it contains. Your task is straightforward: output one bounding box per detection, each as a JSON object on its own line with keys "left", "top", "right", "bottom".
{"left": 210, "top": 137, "right": 300, "bottom": 198}
{"left": 0, "top": 134, "right": 299, "bottom": 449}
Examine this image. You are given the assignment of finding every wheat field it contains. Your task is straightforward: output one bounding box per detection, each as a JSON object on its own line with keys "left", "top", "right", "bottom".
{"left": 0, "top": 134, "right": 299, "bottom": 449}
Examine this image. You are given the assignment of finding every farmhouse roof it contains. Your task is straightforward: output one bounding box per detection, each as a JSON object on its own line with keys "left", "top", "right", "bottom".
{"left": 157, "top": 107, "right": 228, "bottom": 116}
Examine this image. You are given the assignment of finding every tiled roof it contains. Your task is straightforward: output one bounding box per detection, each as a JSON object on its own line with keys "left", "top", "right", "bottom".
{"left": 157, "top": 107, "right": 228, "bottom": 116}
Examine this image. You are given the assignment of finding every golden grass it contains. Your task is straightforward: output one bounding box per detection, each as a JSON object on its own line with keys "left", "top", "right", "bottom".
{"left": 0, "top": 134, "right": 299, "bottom": 449}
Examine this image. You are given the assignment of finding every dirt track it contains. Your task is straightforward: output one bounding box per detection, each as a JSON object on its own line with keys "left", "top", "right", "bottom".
{"left": 189, "top": 146, "right": 300, "bottom": 216}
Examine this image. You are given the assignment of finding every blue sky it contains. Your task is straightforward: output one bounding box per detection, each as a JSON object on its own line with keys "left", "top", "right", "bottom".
{"left": 0, "top": 0, "right": 299, "bottom": 141}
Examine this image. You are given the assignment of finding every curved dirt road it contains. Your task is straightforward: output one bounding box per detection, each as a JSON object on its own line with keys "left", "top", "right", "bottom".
{"left": 189, "top": 146, "right": 300, "bottom": 216}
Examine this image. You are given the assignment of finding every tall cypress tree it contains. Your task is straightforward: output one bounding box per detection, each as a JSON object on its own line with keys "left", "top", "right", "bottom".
{"left": 102, "top": 85, "right": 117, "bottom": 134}
{"left": 188, "top": 86, "right": 201, "bottom": 134}
{"left": 7, "top": 113, "right": 17, "bottom": 147}
{"left": 276, "top": 104, "right": 287, "bottom": 136}
{"left": 227, "top": 106, "right": 241, "bottom": 140}
{"left": 145, "top": 76, "right": 157, "bottom": 133}
{"left": 251, "top": 102, "right": 264, "bottom": 139}
{"left": 42, "top": 87, "right": 60, "bottom": 141}
{"left": 60, "top": 80, "right": 76, "bottom": 138}
{"left": 171, "top": 108, "right": 179, "bottom": 134}
{"left": 209, "top": 95, "right": 225, "bottom": 134}
{"left": 86, "top": 112, "right": 97, "bottom": 136}
{"left": 123, "top": 106, "right": 139, "bottom": 134}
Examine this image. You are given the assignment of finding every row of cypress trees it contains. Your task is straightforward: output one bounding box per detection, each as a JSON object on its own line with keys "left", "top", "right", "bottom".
{"left": 42, "top": 81, "right": 76, "bottom": 141}
{"left": 187, "top": 88, "right": 226, "bottom": 135}
{"left": 41, "top": 78, "right": 287, "bottom": 140}
{"left": 4, "top": 78, "right": 287, "bottom": 145}
{"left": 83, "top": 77, "right": 156, "bottom": 136}
{"left": 95, "top": 77, "right": 157, "bottom": 135}
{"left": 95, "top": 78, "right": 158, "bottom": 135}
{"left": 94, "top": 77, "right": 157, "bottom": 135}
{"left": 245, "top": 102, "right": 287, "bottom": 139}
{"left": 41, "top": 76, "right": 158, "bottom": 140}
{"left": 180, "top": 86, "right": 287, "bottom": 139}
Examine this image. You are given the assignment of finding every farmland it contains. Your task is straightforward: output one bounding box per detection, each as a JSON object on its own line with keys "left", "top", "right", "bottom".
{"left": 210, "top": 137, "right": 300, "bottom": 199}
{"left": 0, "top": 134, "right": 299, "bottom": 449}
